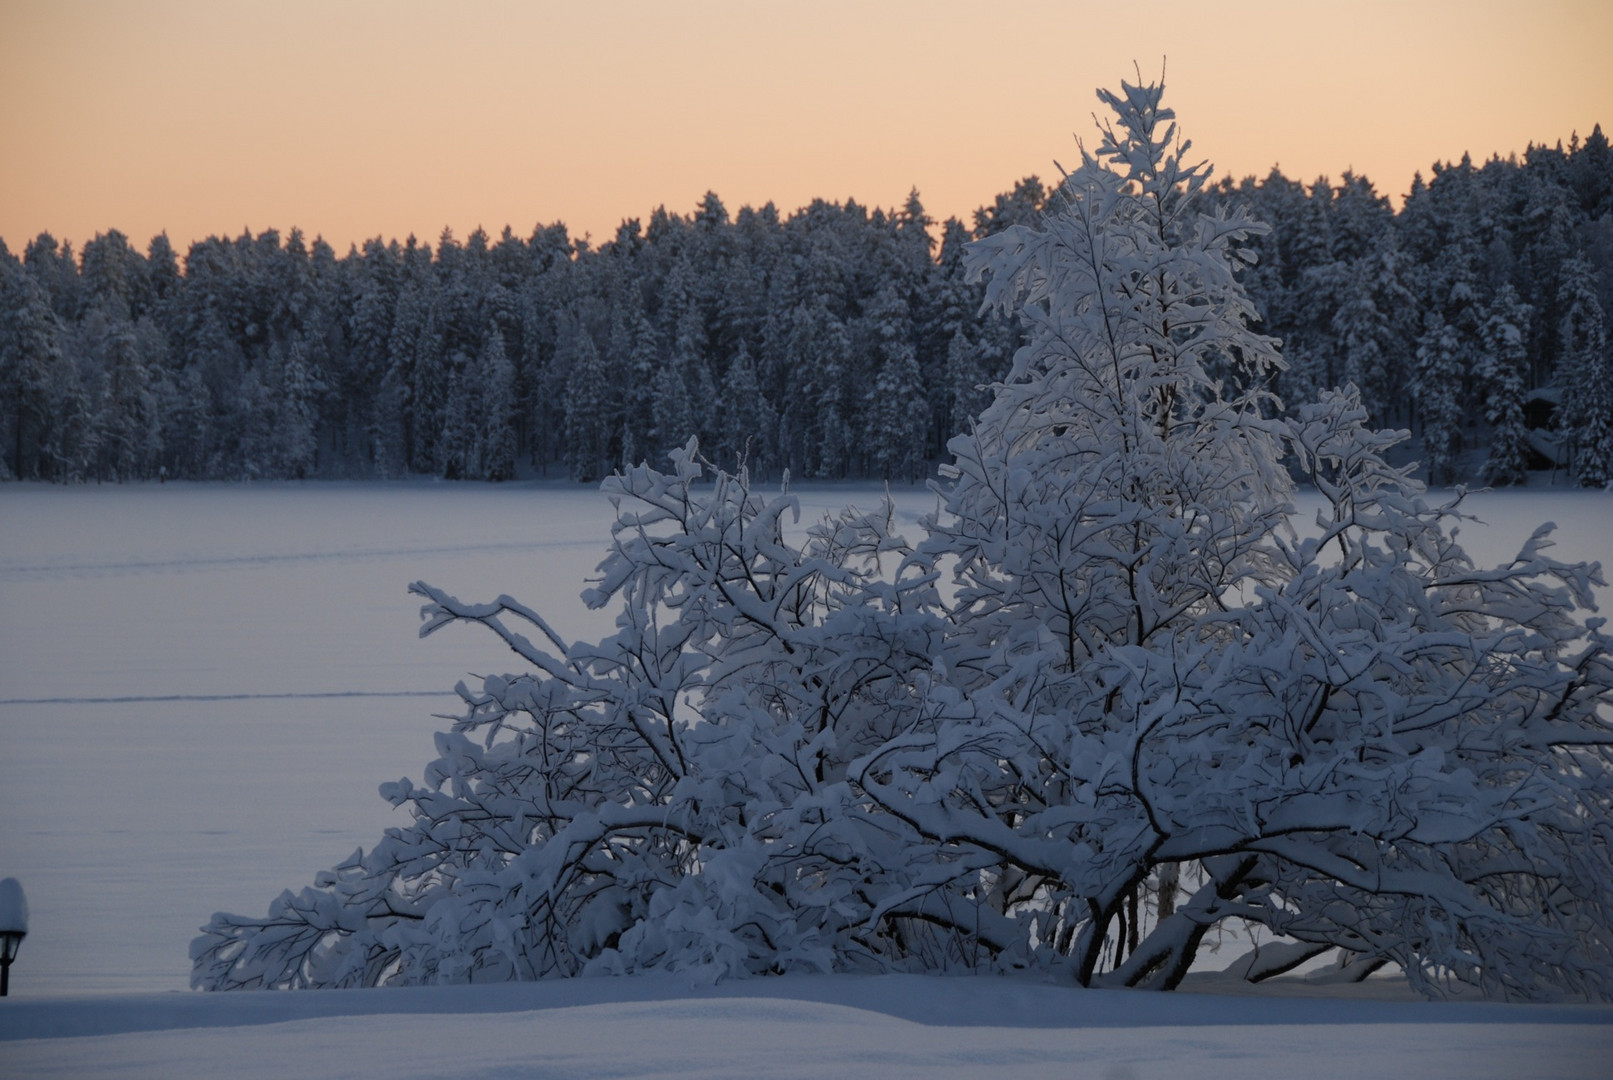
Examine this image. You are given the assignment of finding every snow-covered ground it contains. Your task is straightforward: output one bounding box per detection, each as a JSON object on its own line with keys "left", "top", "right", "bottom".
{"left": 4, "top": 972, "right": 1613, "bottom": 1079}
{"left": 1, "top": 478, "right": 1610, "bottom": 1075}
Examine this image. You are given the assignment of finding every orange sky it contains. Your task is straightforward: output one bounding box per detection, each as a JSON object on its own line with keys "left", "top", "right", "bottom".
{"left": 2, "top": 0, "right": 1609, "bottom": 257}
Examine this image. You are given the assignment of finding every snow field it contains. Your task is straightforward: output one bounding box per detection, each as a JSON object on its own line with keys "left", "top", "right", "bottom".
{"left": 3, "top": 974, "right": 1612, "bottom": 1079}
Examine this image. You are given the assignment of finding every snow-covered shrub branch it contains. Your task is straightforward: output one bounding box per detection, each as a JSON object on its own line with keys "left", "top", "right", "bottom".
{"left": 194, "top": 78, "right": 1613, "bottom": 1000}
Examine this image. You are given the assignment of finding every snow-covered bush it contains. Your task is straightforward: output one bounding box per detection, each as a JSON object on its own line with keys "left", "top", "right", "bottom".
{"left": 194, "top": 78, "right": 1613, "bottom": 1000}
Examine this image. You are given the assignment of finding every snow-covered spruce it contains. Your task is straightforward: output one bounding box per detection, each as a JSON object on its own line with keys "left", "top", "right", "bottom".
{"left": 193, "top": 79, "right": 1613, "bottom": 1000}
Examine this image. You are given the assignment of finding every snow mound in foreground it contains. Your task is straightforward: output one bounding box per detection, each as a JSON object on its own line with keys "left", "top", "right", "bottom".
{"left": 4, "top": 974, "right": 1611, "bottom": 1080}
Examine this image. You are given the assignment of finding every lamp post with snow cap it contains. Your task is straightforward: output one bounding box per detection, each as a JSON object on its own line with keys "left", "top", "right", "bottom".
{"left": 0, "top": 878, "right": 27, "bottom": 996}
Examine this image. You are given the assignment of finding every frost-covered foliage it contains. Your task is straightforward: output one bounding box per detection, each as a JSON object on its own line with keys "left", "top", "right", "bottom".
{"left": 194, "top": 80, "right": 1613, "bottom": 1001}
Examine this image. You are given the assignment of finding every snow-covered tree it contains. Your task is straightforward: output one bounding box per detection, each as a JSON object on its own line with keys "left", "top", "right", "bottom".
{"left": 272, "top": 339, "right": 319, "bottom": 479}
{"left": 860, "top": 283, "right": 928, "bottom": 482}
{"left": 903, "top": 74, "right": 1293, "bottom": 988}
{"left": 0, "top": 255, "right": 89, "bottom": 480}
{"left": 1414, "top": 313, "right": 1467, "bottom": 486}
{"left": 713, "top": 340, "right": 775, "bottom": 476}
{"left": 479, "top": 326, "right": 519, "bottom": 481}
{"left": 1412, "top": 237, "right": 1487, "bottom": 486}
{"left": 77, "top": 302, "right": 160, "bottom": 480}
{"left": 943, "top": 326, "right": 993, "bottom": 435}
{"left": 608, "top": 282, "right": 659, "bottom": 473}
{"left": 193, "top": 78, "right": 1613, "bottom": 1002}
{"left": 648, "top": 352, "right": 695, "bottom": 466}
{"left": 561, "top": 316, "right": 614, "bottom": 483}
{"left": 1478, "top": 285, "right": 1531, "bottom": 485}
{"left": 1329, "top": 244, "right": 1405, "bottom": 423}
{"left": 435, "top": 354, "right": 477, "bottom": 480}
{"left": 407, "top": 294, "right": 448, "bottom": 474}
{"left": 785, "top": 298, "right": 856, "bottom": 479}
{"left": 1556, "top": 257, "right": 1612, "bottom": 487}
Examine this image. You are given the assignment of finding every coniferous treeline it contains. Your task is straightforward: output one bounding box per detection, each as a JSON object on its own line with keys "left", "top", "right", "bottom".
{"left": 1, "top": 126, "right": 1609, "bottom": 485}
{"left": 1207, "top": 131, "right": 1613, "bottom": 486}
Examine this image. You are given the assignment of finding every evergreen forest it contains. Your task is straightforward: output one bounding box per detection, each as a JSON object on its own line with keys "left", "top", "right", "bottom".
{"left": 2, "top": 128, "right": 1611, "bottom": 487}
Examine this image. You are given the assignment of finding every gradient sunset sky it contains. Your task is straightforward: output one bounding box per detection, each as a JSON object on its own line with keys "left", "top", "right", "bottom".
{"left": 3, "top": 0, "right": 1609, "bottom": 256}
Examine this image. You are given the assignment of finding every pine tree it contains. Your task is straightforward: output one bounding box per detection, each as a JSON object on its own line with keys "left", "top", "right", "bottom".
{"left": 481, "top": 325, "right": 519, "bottom": 481}
{"left": 861, "top": 284, "right": 927, "bottom": 482}
{"left": 229, "top": 365, "right": 274, "bottom": 480}
{"left": 0, "top": 258, "right": 83, "bottom": 479}
{"left": 409, "top": 304, "right": 448, "bottom": 474}
{"left": 1478, "top": 285, "right": 1532, "bottom": 485}
{"left": 1414, "top": 313, "right": 1466, "bottom": 485}
{"left": 1556, "top": 257, "right": 1612, "bottom": 486}
{"left": 1330, "top": 258, "right": 1392, "bottom": 418}
{"left": 522, "top": 267, "right": 570, "bottom": 473}
{"left": 88, "top": 303, "right": 163, "bottom": 479}
{"left": 22, "top": 232, "right": 84, "bottom": 323}
{"left": 79, "top": 230, "right": 145, "bottom": 321}
{"left": 649, "top": 354, "right": 695, "bottom": 466}
{"left": 943, "top": 327, "right": 991, "bottom": 436}
{"left": 273, "top": 339, "right": 319, "bottom": 479}
{"left": 436, "top": 354, "right": 476, "bottom": 480}
{"left": 801, "top": 300, "right": 855, "bottom": 479}
{"left": 350, "top": 239, "right": 402, "bottom": 469}
{"left": 157, "top": 331, "right": 216, "bottom": 480}
{"left": 715, "top": 340, "right": 773, "bottom": 475}
{"left": 608, "top": 280, "right": 658, "bottom": 471}
{"left": 369, "top": 367, "right": 409, "bottom": 478}
{"left": 1413, "top": 240, "right": 1486, "bottom": 485}
{"left": 972, "top": 176, "right": 1047, "bottom": 237}
{"left": 562, "top": 317, "right": 613, "bottom": 482}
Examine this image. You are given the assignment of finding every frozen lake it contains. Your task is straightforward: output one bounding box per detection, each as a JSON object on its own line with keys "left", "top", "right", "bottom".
{"left": 0, "top": 478, "right": 944, "bottom": 997}
{"left": 1, "top": 478, "right": 1609, "bottom": 998}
